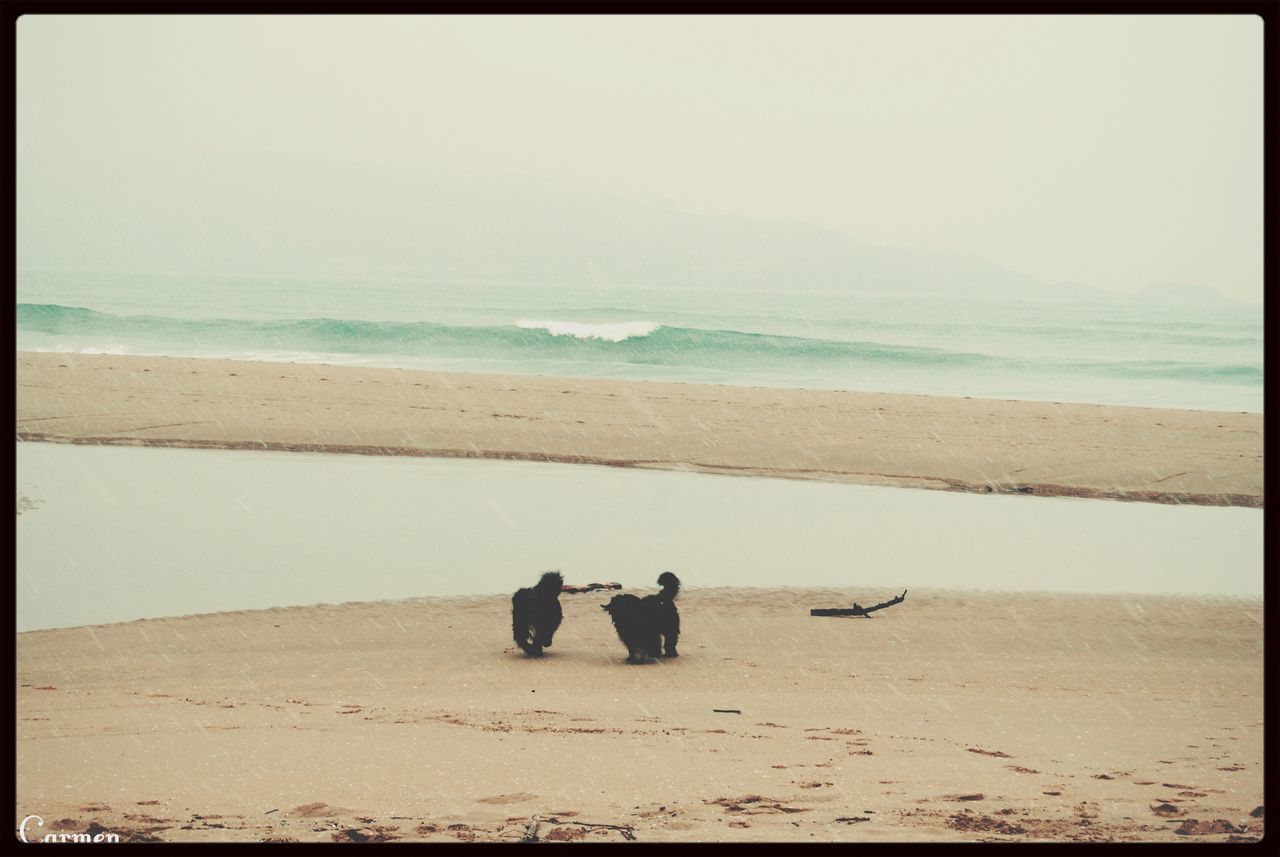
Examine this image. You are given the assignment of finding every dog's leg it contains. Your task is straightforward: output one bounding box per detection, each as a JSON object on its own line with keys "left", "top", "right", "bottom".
{"left": 525, "top": 623, "right": 545, "bottom": 657}
{"left": 664, "top": 615, "right": 680, "bottom": 657}
{"left": 517, "top": 631, "right": 543, "bottom": 657}
{"left": 536, "top": 606, "right": 562, "bottom": 649}
{"left": 643, "top": 633, "right": 661, "bottom": 663}
{"left": 514, "top": 617, "right": 543, "bottom": 657}
{"left": 513, "top": 610, "right": 535, "bottom": 656}
{"left": 516, "top": 636, "right": 543, "bottom": 657}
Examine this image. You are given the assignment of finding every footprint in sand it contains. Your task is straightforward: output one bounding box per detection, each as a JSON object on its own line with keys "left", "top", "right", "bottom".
{"left": 541, "top": 827, "right": 587, "bottom": 841}
{"left": 707, "top": 795, "right": 809, "bottom": 815}
{"left": 475, "top": 793, "right": 538, "bottom": 805}
{"left": 447, "top": 824, "right": 479, "bottom": 842}
{"left": 332, "top": 826, "right": 399, "bottom": 843}
{"left": 290, "top": 802, "right": 348, "bottom": 818}
{"left": 634, "top": 805, "right": 674, "bottom": 819}
{"left": 1074, "top": 801, "right": 1101, "bottom": 819}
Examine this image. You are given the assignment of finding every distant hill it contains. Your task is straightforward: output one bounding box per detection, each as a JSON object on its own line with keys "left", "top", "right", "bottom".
{"left": 15, "top": 152, "right": 1233, "bottom": 304}
{"left": 1134, "top": 282, "right": 1236, "bottom": 305}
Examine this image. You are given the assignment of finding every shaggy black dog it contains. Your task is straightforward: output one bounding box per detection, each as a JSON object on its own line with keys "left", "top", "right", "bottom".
{"left": 601, "top": 572, "right": 680, "bottom": 663}
{"left": 511, "top": 571, "right": 564, "bottom": 657}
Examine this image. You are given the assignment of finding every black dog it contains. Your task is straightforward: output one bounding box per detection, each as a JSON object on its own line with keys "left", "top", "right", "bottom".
{"left": 511, "top": 571, "right": 564, "bottom": 657}
{"left": 601, "top": 572, "right": 680, "bottom": 663}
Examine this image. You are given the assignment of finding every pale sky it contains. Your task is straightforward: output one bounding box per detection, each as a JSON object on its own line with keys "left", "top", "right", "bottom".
{"left": 16, "top": 14, "right": 1264, "bottom": 302}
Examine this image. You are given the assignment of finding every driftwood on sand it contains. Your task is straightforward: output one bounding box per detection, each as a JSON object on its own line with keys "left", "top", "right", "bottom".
{"left": 810, "top": 589, "right": 908, "bottom": 618}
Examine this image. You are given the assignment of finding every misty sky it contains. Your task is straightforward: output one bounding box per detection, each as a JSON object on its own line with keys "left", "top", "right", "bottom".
{"left": 16, "top": 15, "right": 1263, "bottom": 302}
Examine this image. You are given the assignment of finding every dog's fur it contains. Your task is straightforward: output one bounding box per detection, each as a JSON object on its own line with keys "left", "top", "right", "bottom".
{"left": 511, "top": 571, "right": 564, "bottom": 657}
{"left": 600, "top": 572, "right": 680, "bottom": 663}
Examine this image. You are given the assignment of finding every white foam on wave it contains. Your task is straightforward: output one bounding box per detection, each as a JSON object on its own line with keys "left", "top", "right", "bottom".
{"left": 516, "top": 319, "right": 659, "bottom": 342}
{"left": 55, "top": 343, "right": 133, "bottom": 355}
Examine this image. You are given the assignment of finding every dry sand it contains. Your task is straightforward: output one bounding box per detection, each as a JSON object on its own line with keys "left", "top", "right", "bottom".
{"left": 15, "top": 350, "right": 1263, "bottom": 507}
{"left": 16, "top": 588, "right": 1263, "bottom": 843}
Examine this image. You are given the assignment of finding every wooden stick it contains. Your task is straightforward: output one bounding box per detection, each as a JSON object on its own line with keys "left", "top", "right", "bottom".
{"left": 810, "top": 589, "right": 907, "bottom": 617}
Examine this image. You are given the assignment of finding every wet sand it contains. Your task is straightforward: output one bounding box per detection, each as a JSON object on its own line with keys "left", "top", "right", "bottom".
{"left": 15, "top": 588, "right": 1263, "bottom": 843}
{"left": 15, "top": 350, "right": 1264, "bottom": 508}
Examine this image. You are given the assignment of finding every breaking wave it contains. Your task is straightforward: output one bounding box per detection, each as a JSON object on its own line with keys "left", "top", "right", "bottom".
{"left": 15, "top": 302, "right": 1263, "bottom": 395}
{"left": 515, "top": 319, "right": 659, "bottom": 342}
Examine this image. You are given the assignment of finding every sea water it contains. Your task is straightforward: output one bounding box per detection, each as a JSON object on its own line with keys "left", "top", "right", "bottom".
{"left": 15, "top": 273, "right": 1264, "bottom": 628}
{"left": 16, "top": 271, "right": 1263, "bottom": 413}
{"left": 15, "top": 443, "right": 1263, "bottom": 631}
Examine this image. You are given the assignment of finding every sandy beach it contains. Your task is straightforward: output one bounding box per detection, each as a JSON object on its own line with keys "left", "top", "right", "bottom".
{"left": 15, "top": 351, "right": 1264, "bottom": 507}
{"left": 14, "top": 350, "right": 1265, "bottom": 843}
{"left": 16, "top": 11, "right": 1266, "bottom": 846}
{"left": 15, "top": 588, "right": 1263, "bottom": 843}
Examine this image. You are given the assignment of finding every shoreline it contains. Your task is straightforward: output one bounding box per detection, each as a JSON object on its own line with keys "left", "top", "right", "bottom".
{"left": 17, "top": 587, "right": 1263, "bottom": 843}
{"left": 16, "top": 585, "right": 1265, "bottom": 636}
{"left": 15, "top": 351, "right": 1264, "bottom": 508}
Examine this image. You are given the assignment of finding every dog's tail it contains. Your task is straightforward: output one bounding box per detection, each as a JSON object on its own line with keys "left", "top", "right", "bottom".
{"left": 657, "top": 571, "right": 680, "bottom": 600}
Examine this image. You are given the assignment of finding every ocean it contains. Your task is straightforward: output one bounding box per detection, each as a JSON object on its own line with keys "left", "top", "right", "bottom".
{"left": 15, "top": 270, "right": 1263, "bottom": 413}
